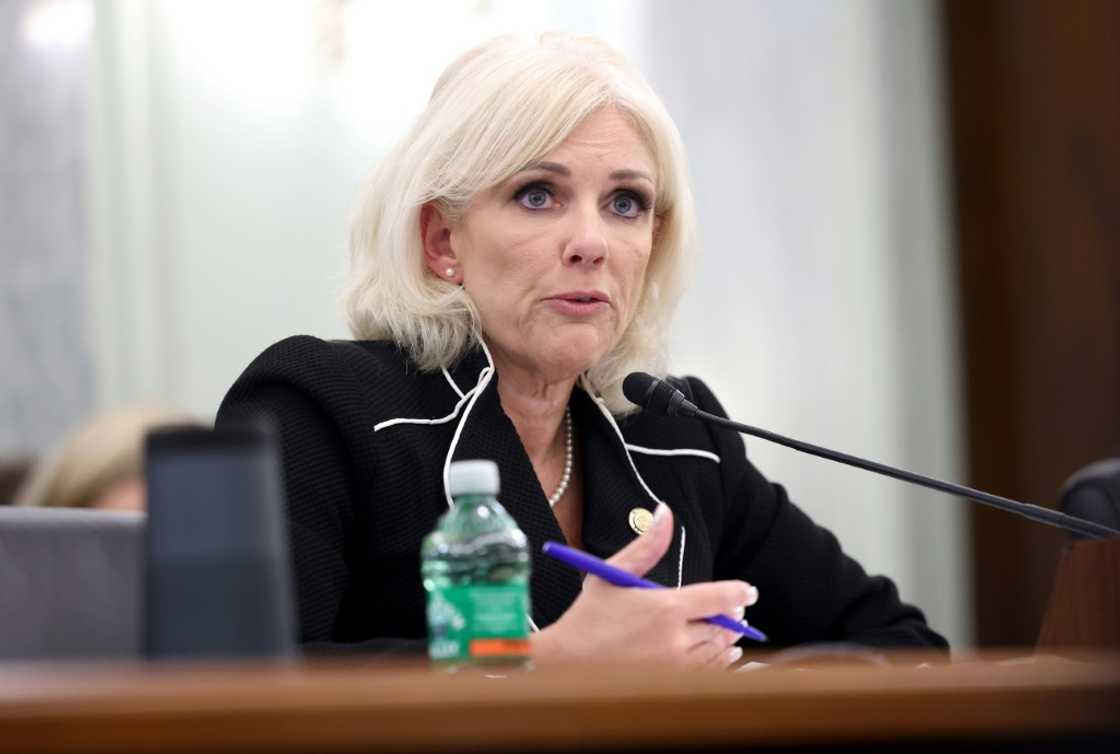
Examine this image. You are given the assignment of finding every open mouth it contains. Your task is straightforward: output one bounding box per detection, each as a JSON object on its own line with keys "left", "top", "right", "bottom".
{"left": 552, "top": 291, "right": 609, "bottom": 305}
{"left": 547, "top": 291, "right": 610, "bottom": 316}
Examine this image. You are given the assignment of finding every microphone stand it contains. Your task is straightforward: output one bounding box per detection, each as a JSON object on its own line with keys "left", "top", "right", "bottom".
{"left": 693, "top": 409, "right": 1119, "bottom": 540}
{"left": 626, "top": 372, "right": 1120, "bottom": 540}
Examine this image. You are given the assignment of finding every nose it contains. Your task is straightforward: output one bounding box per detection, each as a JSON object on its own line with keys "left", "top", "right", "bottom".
{"left": 562, "top": 207, "right": 608, "bottom": 269}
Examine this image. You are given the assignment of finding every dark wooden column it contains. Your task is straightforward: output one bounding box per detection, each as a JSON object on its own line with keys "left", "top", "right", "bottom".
{"left": 942, "top": 0, "right": 1120, "bottom": 646}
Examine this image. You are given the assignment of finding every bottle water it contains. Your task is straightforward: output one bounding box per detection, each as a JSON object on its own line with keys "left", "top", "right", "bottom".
{"left": 421, "top": 460, "right": 531, "bottom": 668}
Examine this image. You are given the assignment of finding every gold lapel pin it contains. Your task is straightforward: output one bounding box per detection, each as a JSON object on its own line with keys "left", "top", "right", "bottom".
{"left": 628, "top": 507, "right": 654, "bottom": 535}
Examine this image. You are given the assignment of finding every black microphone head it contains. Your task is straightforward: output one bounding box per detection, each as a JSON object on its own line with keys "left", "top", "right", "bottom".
{"left": 623, "top": 372, "right": 659, "bottom": 409}
{"left": 1059, "top": 458, "right": 1120, "bottom": 538}
{"left": 623, "top": 371, "right": 695, "bottom": 416}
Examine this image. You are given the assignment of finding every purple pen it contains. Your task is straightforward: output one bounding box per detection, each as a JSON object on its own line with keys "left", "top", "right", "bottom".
{"left": 542, "top": 541, "right": 768, "bottom": 642}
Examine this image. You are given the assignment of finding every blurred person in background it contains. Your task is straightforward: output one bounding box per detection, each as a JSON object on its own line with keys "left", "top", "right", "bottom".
{"left": 218, "top": 33, "right": 947, "bottom": 664}
{"left": 13, "top": 405, "right": 196, "bottom": 511}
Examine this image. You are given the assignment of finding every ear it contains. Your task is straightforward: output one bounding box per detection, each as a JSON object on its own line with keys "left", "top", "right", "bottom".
{"left": 420, "top": 202, "right": 461, "bottom": 284}
{"left": 652, "top": 213, "right": 664, "bottom": 243}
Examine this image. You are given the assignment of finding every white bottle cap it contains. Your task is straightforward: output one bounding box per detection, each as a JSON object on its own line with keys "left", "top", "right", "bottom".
{"left": 448, "top": 460, "right": 500, "bottom": 496}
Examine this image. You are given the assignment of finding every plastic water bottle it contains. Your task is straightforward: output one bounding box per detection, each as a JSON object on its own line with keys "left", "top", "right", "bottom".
{"left": 421, "top": 460, "right": 531, "bottom": 668}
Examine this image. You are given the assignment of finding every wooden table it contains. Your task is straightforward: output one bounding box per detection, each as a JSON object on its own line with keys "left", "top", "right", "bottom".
{"left": 1, "top": 652, "right": 1117, "bottom": 753}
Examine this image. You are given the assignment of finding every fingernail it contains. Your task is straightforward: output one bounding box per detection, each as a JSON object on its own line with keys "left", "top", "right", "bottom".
{"left": 728, "top": 646, "right": 744, "bottom": 664}
{"left": 651, "top": 502, "right": 670, "bottom": 528}
{"left": 745, "top": 585, "right": 759, "bottom": 606}
{"left": 732, "top": 605, "right": 746, "bottom": 621}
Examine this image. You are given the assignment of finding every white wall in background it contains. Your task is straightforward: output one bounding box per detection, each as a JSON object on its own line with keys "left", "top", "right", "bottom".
{"left": 89, "top": 0, "right": 569, "bottom": 414}
{"left": 1, "top": 0, "right": 95, "bottom": 455}
{"left": 638, "top": 0, "right": 970, "bottom": 647}
{"left": 88, "top": 0, "right": 970, "bottom": 646}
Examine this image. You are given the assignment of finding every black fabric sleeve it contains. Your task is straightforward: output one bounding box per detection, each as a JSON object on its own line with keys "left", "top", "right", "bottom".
{"left": 216, "top": 338, "right": 424, "bottom": 655}
{"left": 686, "top": 377, "right": 949, "bottom": 650}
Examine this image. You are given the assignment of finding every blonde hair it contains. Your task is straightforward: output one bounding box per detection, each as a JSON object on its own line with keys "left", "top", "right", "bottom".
{"left": 343, "top": 33, "right": 697, "bottom": 414}
{"left": 14, "top": 405, "right": 194, "bottom": 509}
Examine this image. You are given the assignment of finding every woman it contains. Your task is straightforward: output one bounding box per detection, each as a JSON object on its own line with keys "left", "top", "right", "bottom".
{"left": 15, "top": 405, "right": 194, "bottom": 511}
{"left": 217, "top": 33, "right": 946, "bottom": 665}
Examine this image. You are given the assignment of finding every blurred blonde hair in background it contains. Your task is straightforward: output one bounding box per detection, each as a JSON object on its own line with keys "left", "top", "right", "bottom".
{"left": 343, "top": 32, "right": 698, "bottom": 414}
{"left": 13, "top": 405, "right": 195, "bottom": 510}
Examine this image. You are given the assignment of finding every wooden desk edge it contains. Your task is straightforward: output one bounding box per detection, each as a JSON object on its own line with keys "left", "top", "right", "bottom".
{"left": 0, "top": 652, "right": 1117, "bottom": 753}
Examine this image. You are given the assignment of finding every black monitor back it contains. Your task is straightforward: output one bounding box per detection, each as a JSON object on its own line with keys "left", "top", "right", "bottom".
{"left": 144, "top": 423, "right": 295, "bottom": 658}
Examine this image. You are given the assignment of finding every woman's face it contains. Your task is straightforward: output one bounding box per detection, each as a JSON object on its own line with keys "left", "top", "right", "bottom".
{"left": 435, "top": 108, "right": 659, "bottom": 383}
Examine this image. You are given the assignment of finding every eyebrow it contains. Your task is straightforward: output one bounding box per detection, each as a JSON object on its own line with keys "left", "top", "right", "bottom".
{"left": 523, "top": 161, "right": 655, "bottom": 185}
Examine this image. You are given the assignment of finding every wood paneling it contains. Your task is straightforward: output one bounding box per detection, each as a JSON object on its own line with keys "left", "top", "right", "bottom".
{"left": 942, "top": 0, "right": 1120, "bottom": 646}
{"left": 1039, "top": 538, "right": 1120, "bottom": 650}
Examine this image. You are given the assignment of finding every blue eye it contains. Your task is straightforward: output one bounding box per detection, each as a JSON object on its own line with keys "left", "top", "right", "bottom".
{"left": 611, "top": 191, "right": 646, "bottom": 218}
{"left": 516, "top": 185, "right": 553, "bottom": 210}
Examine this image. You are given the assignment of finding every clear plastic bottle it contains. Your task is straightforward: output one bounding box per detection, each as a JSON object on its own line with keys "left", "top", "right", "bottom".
{"left": 421, "top": 460, "right": 531, "bottom": 668}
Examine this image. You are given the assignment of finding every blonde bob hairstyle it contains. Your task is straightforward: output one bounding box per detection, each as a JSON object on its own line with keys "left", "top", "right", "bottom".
{"left": 343, "top": 33, "right": 697, "bottom": 414}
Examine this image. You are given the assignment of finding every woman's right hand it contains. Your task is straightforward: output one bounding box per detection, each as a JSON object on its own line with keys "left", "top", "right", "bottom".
{"left": 531, "top": 502, "right": 759, "bottom": 669}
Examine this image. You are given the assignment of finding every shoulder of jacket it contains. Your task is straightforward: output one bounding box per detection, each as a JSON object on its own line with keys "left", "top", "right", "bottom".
{"left": 229, "top": 336, "right": 418, "bottom": 400}
{"left": 247, "top": 336, "right": 411, "bottom": 371}
{"left": 223, "top": 336, "right": 451, "bottom": 429}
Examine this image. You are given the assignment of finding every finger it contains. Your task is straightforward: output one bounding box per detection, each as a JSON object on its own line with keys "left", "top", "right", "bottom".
{"left": 675, "top": 580, "right": 758, "bottom": 620}
{"left": 717, "top": 644, "right": 745, "bottom": 670}
{"left": 685, "top": 618, "right": 739, "bottom": 649}
{"left": 686, "top": 632, "right": 741, "bottom": 667}
{"left": 684, "top": 621, "right": 724, "bottom": 648}
{"left": 685, "top": 639, "right": 727, "bottom": 667}
{"left": 605, "top": 502, "right": 673, "bottom": 577}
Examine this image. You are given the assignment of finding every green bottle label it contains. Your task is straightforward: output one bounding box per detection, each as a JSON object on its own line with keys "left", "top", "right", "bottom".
{"left": 426, "top": 583, "right": 530, "bottom": 662}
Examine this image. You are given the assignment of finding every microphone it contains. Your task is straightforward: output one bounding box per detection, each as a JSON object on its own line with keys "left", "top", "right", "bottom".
{"left": 1060, "top": 459, "right": 1120, "bottom": 538}
{"left": 622, "top": 372, "right": 1120, "bottom": 540}
{"left": 624, "top": 370, "right": 697, "bottom": 417}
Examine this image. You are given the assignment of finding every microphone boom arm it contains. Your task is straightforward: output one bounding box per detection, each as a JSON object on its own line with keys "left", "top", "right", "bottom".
{"left": 696, "top": 409, "right": 1120, "bottom": 540}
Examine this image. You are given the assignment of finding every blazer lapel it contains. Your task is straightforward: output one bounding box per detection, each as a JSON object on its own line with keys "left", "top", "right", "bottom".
{"left": 448, "top": 374, "right": 582, "bottom": 629}
{"left": 444, "top": 366, "right": 685, "bottom": 631}
{"left": 574, "top": 390, "right": 685, "bottom": 588}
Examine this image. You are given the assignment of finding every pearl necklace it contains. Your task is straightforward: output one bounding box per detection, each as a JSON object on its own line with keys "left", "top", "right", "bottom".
{"left": 547, "top": 407, "right": 574, "bottom": 508}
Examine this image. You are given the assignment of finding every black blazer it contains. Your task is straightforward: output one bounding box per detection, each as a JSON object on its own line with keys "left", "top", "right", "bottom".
{"left": 217, "top": 335, "right": 947, "bottom": 653}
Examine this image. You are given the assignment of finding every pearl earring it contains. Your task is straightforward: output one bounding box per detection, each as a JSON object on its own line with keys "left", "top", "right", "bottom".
{"left": 445, "top": 268, "right": 455, "bottom": 277}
